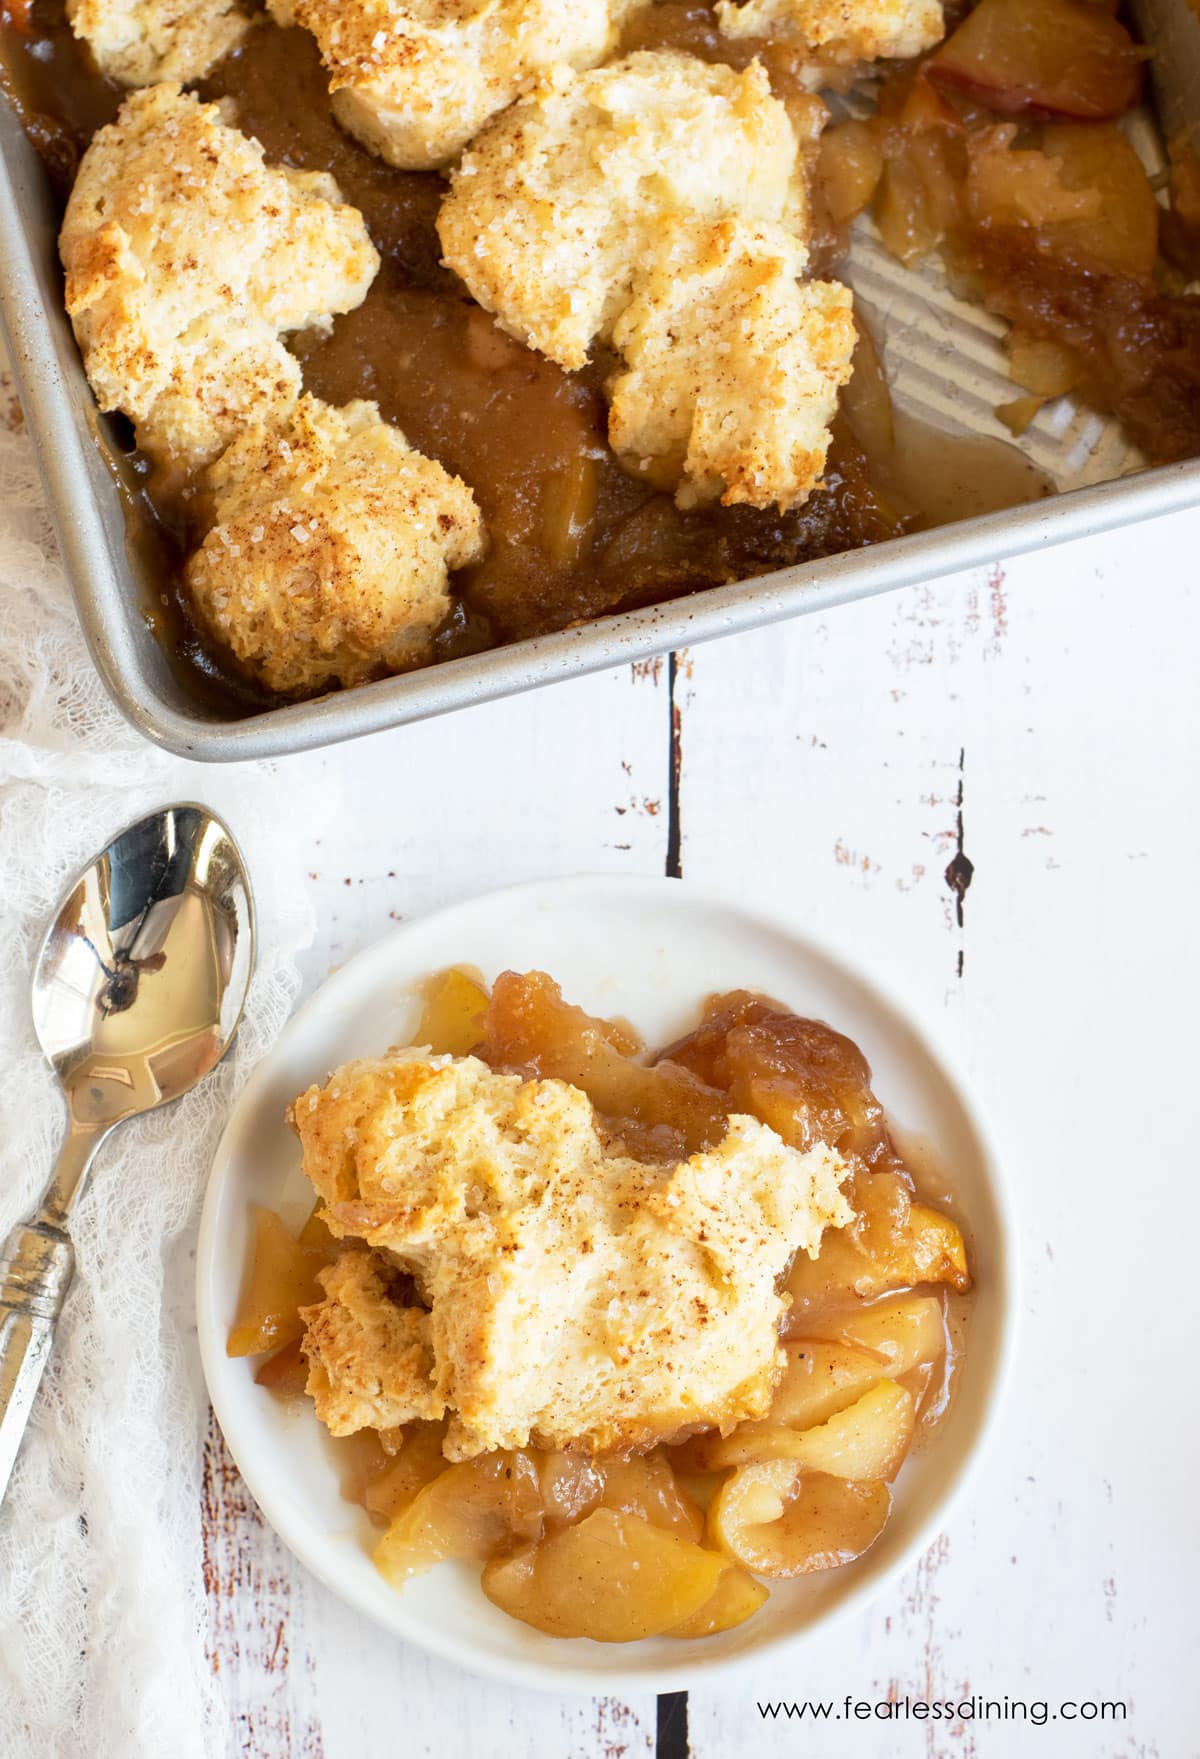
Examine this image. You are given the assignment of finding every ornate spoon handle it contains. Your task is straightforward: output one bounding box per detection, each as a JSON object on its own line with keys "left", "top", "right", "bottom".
{"left": 0, "top": 1125, "right": 104, "bottom": 1505}
{"left": 0, "top": 1219, "right": 74, "bottom": 1501}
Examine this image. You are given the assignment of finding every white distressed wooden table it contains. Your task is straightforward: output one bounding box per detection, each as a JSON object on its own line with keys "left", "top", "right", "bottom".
{"left": 191, "top": 509, "right": 1198, "bottom": 1759}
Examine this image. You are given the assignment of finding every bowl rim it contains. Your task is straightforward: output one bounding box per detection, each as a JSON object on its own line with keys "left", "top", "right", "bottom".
{"left": 195, "top": 872, "right": 1020, "bottom": 1694}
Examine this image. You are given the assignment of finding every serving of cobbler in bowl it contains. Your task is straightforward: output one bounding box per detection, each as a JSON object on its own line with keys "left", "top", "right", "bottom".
{"left": 3, "top": 0, "right": 1197, "bottom": 718}
{"left": 197, "top": 878, "right": 1013, "bottom": 1687}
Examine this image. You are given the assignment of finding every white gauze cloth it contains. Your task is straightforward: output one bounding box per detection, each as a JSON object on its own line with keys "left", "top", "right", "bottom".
{"left": 0, "top": 344, "right": 326, "bottom": 1758}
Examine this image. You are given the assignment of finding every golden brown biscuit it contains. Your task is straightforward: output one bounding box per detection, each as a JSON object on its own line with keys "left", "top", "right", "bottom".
{"left": 186, "top": 395, "right": 485, "bottom": 695}
{"left": 609, "top": 218, "right": 855, "bottom": 510}
{"left": 67, "top": 0, "right": 249, "bottom": 86}
{"left": 271, "top": 0, "right": 649, "bottom": 170}
{"left": 717, "top": 0, "right": 944, "bottom": 63}
{"left": 439, "top": 50, "right": 806, "bottom": 372}
{"left": 438, "top": 50, "right": 851, "bottom": 509}
{"left": 301, "top": 1249, "right": 443, "bottom": 1435}
{"left": 290, "top": 1050, "right": 852, "bottom": 1459}
{"left": 61, "top": 85, "right": 378, "bottom": 478}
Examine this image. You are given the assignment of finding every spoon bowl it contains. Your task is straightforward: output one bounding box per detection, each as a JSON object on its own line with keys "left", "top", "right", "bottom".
{"left": 32, "top": 804, "right": 253, "bottom": 1130}
{"left": 0, "top": 803, "right": 254, "bottom": 1502}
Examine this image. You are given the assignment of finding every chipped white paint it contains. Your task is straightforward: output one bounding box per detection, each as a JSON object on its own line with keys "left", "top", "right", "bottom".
{"left": 198, "top": 509, "right": 1199, "bottom": 1758}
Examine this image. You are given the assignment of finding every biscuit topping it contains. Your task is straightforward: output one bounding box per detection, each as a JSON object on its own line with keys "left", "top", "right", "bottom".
{"left": 187, "top": 396, "right": 486, "bottom": 694}
{"left": 303, "top": 1248, "right": 442, "bottom": 1433}
{"left": 438, "top": 50, "right": 856, "bottom": 509}
{"left": 272, "top": 0, "right": 651, "bottom": 169}
{"left": 61, "top": 85, "right": 379, "bottom": 478}
{"left": 717, "top": 0, "right": 945, "bottom": 64}
{"left": 440, "top": 51, "right": 808, "bottom": 373}
{"left": 67, "top": 0, "right": 249, "bottom": 86}
{"left": 292, "top": 1050, "right": 853, "bottom": 1458}
{"left": 609, "top": 217, "right": 856, "bottom": 509}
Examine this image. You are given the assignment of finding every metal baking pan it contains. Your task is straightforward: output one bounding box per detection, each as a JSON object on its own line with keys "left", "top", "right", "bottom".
{"left": 2, "top": 0, "right": 1198, "bottom": 762}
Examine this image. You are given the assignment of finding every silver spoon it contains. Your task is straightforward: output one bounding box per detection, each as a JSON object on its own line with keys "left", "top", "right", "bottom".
{"left": 0, "top": 803, "right": 254, "bottom": 1503}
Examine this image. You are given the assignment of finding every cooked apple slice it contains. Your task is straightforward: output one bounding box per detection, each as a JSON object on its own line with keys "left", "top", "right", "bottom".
{"left": 484, "top": 970, "right": 728, "bottom": 1154}
{"left": 538, "top": 1451, "right": 605, "bottom": 1528}
{"left": 1039, "top": 125, "right": 1159, "bottom": 282}
{"left": 966, "top": 125, "right": 1158, "bottom": 283}
{"left": 481, "top": 1509, "right": 728, "bottom": 1641}
{"left": 787, "top": 1196, "right": 970, "bottom": 1314}
{"left": 538, "top": 1449, "right": 704, "bottom": 1537}
{"left": 928, "top": 0, "right": 1145, "bottom": 121}
{"left": 656, "top": 989, "right": 780, "bottom": 1089}
{"left": 685, "top": 1427, "right": 777, "bottom": 1472}
{"left": 771, "top": 1341, "right": 889, "bottom": 1426}
{"left": 829, "top": 1293, "right": 947, "bottom": 1376}
{"left": 819, "top": 119, "right": 885, "bottom": 226}
{"left": 897, "top": 72, "right": 963, "bottom": 133}
{"left": 296, "top": 1199, "right": 338, "bottom": 1254}
{"left": 667, "top": 1565, "right": 769, "bottom": 1637}
{"left": 784, "top": 1167, "right": 915, "bottom": 1322}
{"left": 710, "top": 1461, "right": 890, "bottom": 1578}
{"left": 765, "top": 1381, "right": 915, "bottom": 1480}
{"left": 362, "top": 1419, "right": 449, "bottom": 1525}
{"left": 1007, "top": 331, "right": 1081, "bottom": 400}
{"left": 600, "top": 1453, "right": 706, "bottom": 1543}
{"left": 701, "top": 1379, "right": 914, "bottom": 1478}
{"left": 895, "top": 1203, "right": 970, "bottom": 1287}
{"left": 686, "top": 1342, "right": 887, "bottom": 1469}
{"left": 415, "top": 967, "right": 490, "bottom": 1057}
{"left": 374, "top": 1450, "right": 541, "bottom": 1585}
{"left": 227, "top": 1206, "right": 326, "bottom": 1357}
{"left": 874, "top": 128, "right": 965, "bottom": 265}
{"left": 725, "top": 1013, "right": 887, "bottom": 1162}
{"left": 333, "top": 1426, "right": 392, "bottom": 1509}
{"left": 964, "top": 128, "right": 1103, "bottom": 230}
{"left": 253, "top": 1336, "right": 309, "bottom": 1397}
{"left": 709, "top": 1458, "right": 797, "bottom": 1567}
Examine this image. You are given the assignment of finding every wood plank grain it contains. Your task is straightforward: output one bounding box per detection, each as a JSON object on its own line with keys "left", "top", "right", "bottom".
{"left": 682, "top": 513, "right": 1200, "bottom": 1758}
{"left": 203, "top": 1411, "right": 326, "bottom": 1758}
{"left": 275, "top": 661, "right": 673, "bottom": 991}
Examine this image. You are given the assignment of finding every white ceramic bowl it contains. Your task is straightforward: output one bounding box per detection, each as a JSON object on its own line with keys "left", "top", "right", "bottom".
{"left": 196, "top": 875, "right": 1016, "bottom": 1694}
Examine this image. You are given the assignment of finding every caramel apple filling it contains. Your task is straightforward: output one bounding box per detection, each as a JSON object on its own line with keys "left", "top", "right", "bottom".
{"left": 229, "top": 967, "right": 972, "bottom": 1642}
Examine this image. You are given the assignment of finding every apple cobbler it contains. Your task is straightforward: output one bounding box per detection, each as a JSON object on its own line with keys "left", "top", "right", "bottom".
{"left": 3, "top": 0, "right": 1198, "bottom": 711}
{"left": 228, "top": 967, "right": 972, "bottom": 1643}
